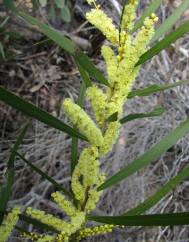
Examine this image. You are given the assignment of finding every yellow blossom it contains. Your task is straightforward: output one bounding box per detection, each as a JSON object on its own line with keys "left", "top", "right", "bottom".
{"left": 100, "top": 121, "right": 121, "bottom": 156}
{"left": 71, "top": 146, "right": 100, "bottom": 202}
{"left": 121, "top": 0, "right": 139, "bottom": 31}
{"left": 86, "top": 8, "right": 119, "bottom": 44}
{"left": 79, "top": 224, "right": 114, "bottom": 239}
{"left": 133, "top": 14, "right": 158, "bottom": 57}
{"left": 26, "top": 207, "right": 85, "bottom": 236}
{"left": 51, "top": 192, "right": 77, "bottom": 217}
{"left": 0, "top": 207, "right": 20, "bottom": 242}
{"left": 85, "top": 188, "right": 103, "bottom": 212}
{"left": 26, "top": 207, "right": 71, "bottom": 233}
{"left": 101, "top": 45, "right": 118, "bottom": 87}
{"left": 86, "top": 0, "right": 96, "bottom": 5}
{"left": 63, "top": 98, "right": 103, "bottom": 146}
{"left": 87, "top": 85, "right": 108, "bottom": 125}
{"left": 84, "top": 174, "right": 106, "bottom": 212}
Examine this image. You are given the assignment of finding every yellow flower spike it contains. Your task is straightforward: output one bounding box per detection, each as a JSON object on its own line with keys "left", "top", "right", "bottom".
{"left": 79, "top": 224, "right": 114, "bottom": 239}
{"left": 133, "top": 15, "right": 157, "bottom": 57}
{"left": 85, "top": 187, "right": 103, "bottom": 212}
{"left": 100, "top": 121, "right": 121, "bottom": 156}
{"left": 26, "top": 207, "right": 71, "bottom": 233}
{"left": 63, "top": 98, "right": 103, "bottom": 146}
{"left": 0, "top": 207, "right": 20, "bottom": 242}
{"left": 71, "top": 166, "right": 86, "bottom": 202}
{"left": 79, "top": 146, "right": 100, "bottom": 187}
{"left": 86, "top": 0, "right": 96, "bottom": 5}
{"left": 55, "top": 231, "right": 69, "bottom": 242}
{"left": 86, "top": 8, "right": 119, "bottom": 44}
{"left": 87, "top": 85, "right": 108, "bottom": 125}
{"left": 121, "top": 0, "right": 139, "bottom": 31}
{"left": 22, "top": 232, "right": 46, "bottom": 241}
{"left": 36, "top": 235, "right": 55, "bottom": 242}
{"left": 101, "top": 45, "right": 118, "bottom": 87}
{"left": 71, "top": 146, "right": 100, "bottom": 202}
{"left": 70, "top": 211, "right": 86, "bottom": 232}
{"left": 51, "top": 192, "right": 77, "bottom": 217}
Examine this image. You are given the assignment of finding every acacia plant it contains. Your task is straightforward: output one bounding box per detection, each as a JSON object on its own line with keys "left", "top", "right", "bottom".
{"left": 1, "top": 0, "right": 189, "bottom": 241}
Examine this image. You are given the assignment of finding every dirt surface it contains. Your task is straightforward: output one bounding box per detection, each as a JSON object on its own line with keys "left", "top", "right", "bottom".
{"left": 1, "top": 0, "right": 189, "bottom": 241}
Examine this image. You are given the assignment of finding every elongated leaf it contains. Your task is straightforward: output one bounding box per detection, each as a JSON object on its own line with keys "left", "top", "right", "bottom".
{"left": 74, "top": 51, "right": 109, "bottom": 87}
{"left": 17, "top": 152, "right": 73, "bottom": 198}
{"left": 125, "top": 164, "right": 189, "bottom": 216}
{"left": 19, "top": 214, "right": 58, "bottom": 232}
{"left": 0, "top": 86, "right": 87, "bottom": 141}
{"left": 61, "top": 5, "right": 71, "bottom": 23}
{"left": 128, "top": 80, "right": 188, "bottom": 99}
{"left": 120, "top": 107, "right": 165, "bottom": 124}
{"left": 98, "top": 118, "right": 189, "bottom": 190}
{"left": 19, "top": 12, "right": 107, "bottom": 86}
{"left": 88, "top": 212, "right": 189, "bottom": 226}
{"left": 132, "top": 0, "right": 161, "bottom": 33}
{"left": 19, "top": 12, "right": 75, "bottom": 54}
{"left": 75, "top": 60, "right": 92, "bottom": 88}
{"left": 152, "top": 0, "right": 189, "bottom": 43}
{"left": 136, "top": 21, "right": 189, "bottom": 66}
{"left": 0, "top": 123, "right": 29, "bottom": 224}
{"left": 107, "top": 112, "right": 118, "bottom": 122}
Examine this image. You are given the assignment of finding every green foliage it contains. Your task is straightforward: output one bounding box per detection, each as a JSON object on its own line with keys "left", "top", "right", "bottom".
{"left": 1, "top": 0, "right": 189, "bottom": 240}
{"left": 37, "top": 0, "right": 72, "bottom": 23}
{"left": 152, "top": 0, "right": 189, "bottom": 43}
{"left": 0, "top": 86, "right": 87, "bottom": 141}
{"left": 120, "top": 107, "right": 166, "bottom": 124}
{"left": 0, "top": 16, "right": 21, "bottom": 59}
{"left": 98, "top": 118, "right": 189, "bottom": 190}
{"left": 128, "top": 80, "right": 189, "bottom": 98}
{"left": 137, "top": 21, "right": 189, "bottom": 66}
{"left": 88, "top": 213, "right": 189, "bottom": 226}
{"left": 125, "top": 164, "right": 189, "bottom": 216}
{"left": 17, "top": 152, "right": 73, "bottom": 198}
{"left": 0, "top": 124, "right": 29, "bottom": 224}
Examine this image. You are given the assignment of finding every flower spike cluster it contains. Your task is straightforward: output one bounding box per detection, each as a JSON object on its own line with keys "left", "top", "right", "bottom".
{"left": 20, "top": 1, "right": 158, "bottom": 241}
{"left": 0, "top": 207, "right": 20, "bottom": 242}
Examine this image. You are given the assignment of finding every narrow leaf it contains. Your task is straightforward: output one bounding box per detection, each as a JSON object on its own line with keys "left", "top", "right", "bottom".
{"left": 75, "top": 60, "right": 92, "bottom": 88}
{"left": 19, "top": 11, "right": 75, "bottom": 54}
{"left": 88, "top": 212, "right": 189, "bottom": 226}
{"left": 107, "top": 112, "right": 118, "bottom": 122}
{"left": 17, "top": 152, "right": 73, "bottom": 198}
{"left": 125, "top": 164, "right": 189, "bottom": 216}
{"left": 0, "top": 123, "right": 29, "bottom": 224}
{"left": 128, "top": 80, "right": 188, "bottom": 99}
{"left": 132, "top": 0, "right": 161, "bottom": 33}
{"left": 136, "top": 21, "right": 189, "bottom": 66}
{"left": 98, "top": 118, "right": 189, "bottom": 190}
{"left": 120, "top": 107, "right": 165, "bottom": 124}
{"left": 19, "top": 12, "right": 107, "bottom": 87}
{"left": 0, "top": 86, "right": 87, "bottom": 141}
{"left": 74, "top": 51, "right": 109, "bottom": 87}
{"left": 152, "top": 0, "right": 189, "bottom": 43}
{"left": 61, "top": 5, "right": 71, "bottom": 23}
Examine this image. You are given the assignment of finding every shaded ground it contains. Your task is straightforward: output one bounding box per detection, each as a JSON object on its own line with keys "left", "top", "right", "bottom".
{"left": 1, "top": 0, "right": 189, "bottom": 241}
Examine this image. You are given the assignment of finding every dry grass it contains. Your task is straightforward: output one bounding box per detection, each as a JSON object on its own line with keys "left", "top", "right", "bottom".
{"left": 1, "top": 0, "right": 189, "bottom": 241}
